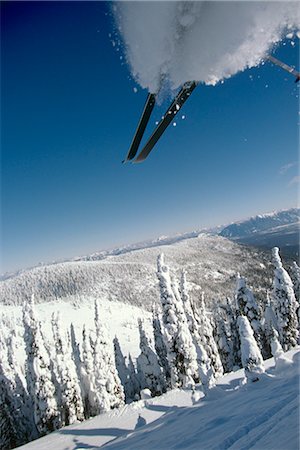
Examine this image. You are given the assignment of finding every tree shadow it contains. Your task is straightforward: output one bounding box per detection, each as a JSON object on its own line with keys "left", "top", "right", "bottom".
{"left": 60, "top": 427, "right": 131, "bottom": 437}
{"left": 144, "top": 403, "right": 177, "bottom": 413}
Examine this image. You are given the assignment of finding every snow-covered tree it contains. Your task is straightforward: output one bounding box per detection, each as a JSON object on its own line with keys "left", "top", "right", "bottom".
{"left": 263, "top": 293, "right": 279, "bottom": 357}
{"left": 127, "top": 354, "right": 141, "bottom": 400}
{"left": 23, "top": 296, "right": 59, "bottom": 435}
{"left": 51, "top": 313, "right": 84, "bottom": 426}
{"left": 290, "top": 261, "right": 300, "bottom": 303}
{"left": 81, "top": 325, "right": 99, "bottom": 417}
{"left": 152, "top": 307, "right": 171, "bottom": 386}
{"left": 137, "top": 319, "right": 166, "bottom": 396}
{"left": 238, "top": 316, "right": 265, "bottom": 382}
{"left": 216, "top": 298, "right": 241, "bottom": 371}
{"left": 157, "top": 254, "right": 198, "bottom": 388}
{"left": 92, "top": 300, "right": 125, "bottom": 411}
{"left": 70, "top": 323, "right": 85, "bottom": 399}
{"left": 271, "top": 247, "right": 299, "bottom": 350}
{"left": 0, "top": 333, "right": 35, "bottom": 448}
{"left": 114, "top": 336, "right": 137, "bottom": 403}
{"left": 235, "top": 274, "right": 264, "bottom": 353}
{"left": 195, "top": 293, "right": 224, "bottom": 379}
{"left": 215, "top": 306, "right": 236, "bottom": 373}
{"left": 180, "top": 271, "right": 215, "bottom": 388}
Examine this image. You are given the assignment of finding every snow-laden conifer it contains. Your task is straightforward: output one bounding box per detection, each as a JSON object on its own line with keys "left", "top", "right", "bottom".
{"left": 114, "top": 336, "right": 136, "bottom": 403}
{"left": 51, "top": 313, "right": 84, "bottom": 425}
{"left": 93, "top": 300, "right": 125, "bottom": 411}
{"left": 215, "top": 305, "right": 236, "bottom": 373}
{"left": 81, "top": 325, "right": 99, "bottom": 417}
{"left": 235, "top": 274, "right": 264, "bottom": 352}
{"left": 216, "top": 299, "right": 241, "bottom": 370}
{"left": 157, "top": 254, "right": 199, "bottom": 388}
{"left": 70, "top": 323, "right": 85, "bottom": 400}
{"left": 23, "top": 296, "right": 59, "bottom": 435}
{"left": 0, "top": 333, "right": 36, "bottom": 448}
{"left": 137, "top": 319, "right": 166, "bottom": 396}
{"left": 180, "top": 271, "right": 215, "bottom": 388}
{"left": 271, "top": 247, "right": 299, "bottom": 350}
{"left": 238, "top": 316, "right": 265, "bottom": 382}
{"left": 196, "top": 293, "right": 224, "bottom": 379}
{"left": 290, "top": 261, "right": 300, "bottom": 303}
{"left": 152, "top": 307, "right": 171, "bottom": 386}
{"left": 263, "top": 293, "right": 279, "bottom": 357}
{"left": 127, "top": 354, "right": 141, "bottom": 400}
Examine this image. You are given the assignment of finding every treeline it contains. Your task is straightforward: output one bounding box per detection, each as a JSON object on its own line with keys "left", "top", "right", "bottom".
{"left": 1, "top": 247, "right": 299, "bottom": 448}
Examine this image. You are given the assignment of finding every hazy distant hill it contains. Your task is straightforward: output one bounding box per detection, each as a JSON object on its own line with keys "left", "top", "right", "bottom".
{"left": 219, "top": 208, "right": 299, "bottom": 259}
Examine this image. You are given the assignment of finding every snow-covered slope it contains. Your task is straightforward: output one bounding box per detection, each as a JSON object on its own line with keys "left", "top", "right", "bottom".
{"left": 19, "top": 348, "right": 300, "bottom": 450}
{"left": 0, "top": 234, "right": 273, "bottom": 308}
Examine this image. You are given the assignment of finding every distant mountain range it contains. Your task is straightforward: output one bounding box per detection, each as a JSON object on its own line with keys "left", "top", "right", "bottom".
{"left": 1, "top": 208, "right": 298, "bottom": 288}
{"left": 0, "top": 234, "right": 274, "bottom": 309}
{"left": 219, "top": 208, "right": 299, "bottom": 259}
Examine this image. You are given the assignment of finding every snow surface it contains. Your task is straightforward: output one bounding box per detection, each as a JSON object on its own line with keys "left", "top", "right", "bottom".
{"left": 20, "top": 348, "right": 300, "bottom": 450}
{"left": 115, "top": 2, "right": 300, "bottom": 92}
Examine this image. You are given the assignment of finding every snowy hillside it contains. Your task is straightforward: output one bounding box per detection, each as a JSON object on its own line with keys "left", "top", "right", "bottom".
{"left": 0, "top": 234, "right": 273, "bottom": 308}
{"left": 20, "top": 348, "right": 300, "bottom": 450}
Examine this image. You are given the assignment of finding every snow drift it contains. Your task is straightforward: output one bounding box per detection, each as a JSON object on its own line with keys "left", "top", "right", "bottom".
{"left": 20, "top": 348, "right": 300, "bottom": 450}
{"left": 115, "top": 1, "right": 300, "bottom": 92}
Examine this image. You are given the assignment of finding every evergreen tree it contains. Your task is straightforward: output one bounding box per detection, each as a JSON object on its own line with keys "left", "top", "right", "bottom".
{"left": 127, "top": 354, "right": 141, "bottom": 400}
{"left": 0, "top": 334, "right": 35, "bottom": 448}
{"left": 196, "top": 293, "right": 224, "bottom": 379}
{"left": 290, "top": 261, "right": 300, "bottom": 303}
{"left": 23, "top": 296, "right": 59, "bottom": 435}
{"left": 81, "top": 325, "right": 99, "bottom": 417}
{"left": 114, "top": 336, "right": 136, "bottom": 403}
{"left": 215, "top": 298, "right": 241, "bottom": 371}
{"left": 180, "top": 271, "right": 215, "bottom": 388}
{"left": 215, "top": 306, "right": 236, "bottom": 373}
{"left": 93, "top": 300, "right": 125, "bottom": 411}
{"left": 70, "top": 323, "right": 85, "bottom": 405}
{"left": 263, "top": 293, "right": 279, "bottom": 359}
{"left": 235, "top": 274, "right": 264, "bottom": 353}
{"left": 51, "top": 313, "right": 84, "bottom": 425}
{"left": 6, "top": 330, "right": 37, "bottom": 441}
{"left": 238, "top": 316, "right": 265, "bottom": 382}
{"left": 152, "top": 307, "right": 171, "bottom": 386}
{"left": 271, "top": 247, "right": 299, "bottom": 350}
{"left": 157, "top": 254, "right": 199, "bottom": 388}
{"left": 137, "top": 319, "right": 166, "bottom": 396}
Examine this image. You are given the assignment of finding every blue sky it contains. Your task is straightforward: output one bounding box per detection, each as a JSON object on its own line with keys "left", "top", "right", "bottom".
{"left": 1, "top": 1, "right": 299, "bottom": 273}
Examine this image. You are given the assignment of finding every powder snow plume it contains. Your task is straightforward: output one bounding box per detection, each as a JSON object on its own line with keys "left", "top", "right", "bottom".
{"left": 114, "top": 1, "right": 300, "bottom": 93}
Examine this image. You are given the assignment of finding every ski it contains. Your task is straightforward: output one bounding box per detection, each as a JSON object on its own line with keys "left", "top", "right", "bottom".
{"left": 133, "top": 81, "right": 198, "bottom": 163}
{"left": 123, "top": 93, "right": 156, "bottom": 163}
{"left": 266, "top": 55, "right": 300, "bottom": 82}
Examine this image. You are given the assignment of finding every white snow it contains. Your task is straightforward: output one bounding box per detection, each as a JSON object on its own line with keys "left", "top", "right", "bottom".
{"left": 115, "top": 2, "right": 300, "bottom": 92}
{"left": 19, "top": 348, "right": 300, "bottom": 450}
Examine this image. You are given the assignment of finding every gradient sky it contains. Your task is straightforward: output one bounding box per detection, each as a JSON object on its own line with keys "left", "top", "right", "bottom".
{"left": 1, "top": 1, "right": 299, "bottom": 273}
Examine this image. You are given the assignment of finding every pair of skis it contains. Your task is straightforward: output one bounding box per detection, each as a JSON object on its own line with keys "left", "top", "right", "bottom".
{"left": 123, "top": 81, "right": 198, "bottom": 163}
{"left": 124, "top": 55, "right": 299, "bottom": 164}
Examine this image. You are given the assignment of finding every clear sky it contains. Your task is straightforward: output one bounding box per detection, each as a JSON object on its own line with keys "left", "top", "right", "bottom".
{"left": 1, "top": 1, "right": 299, "bottom": 274}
